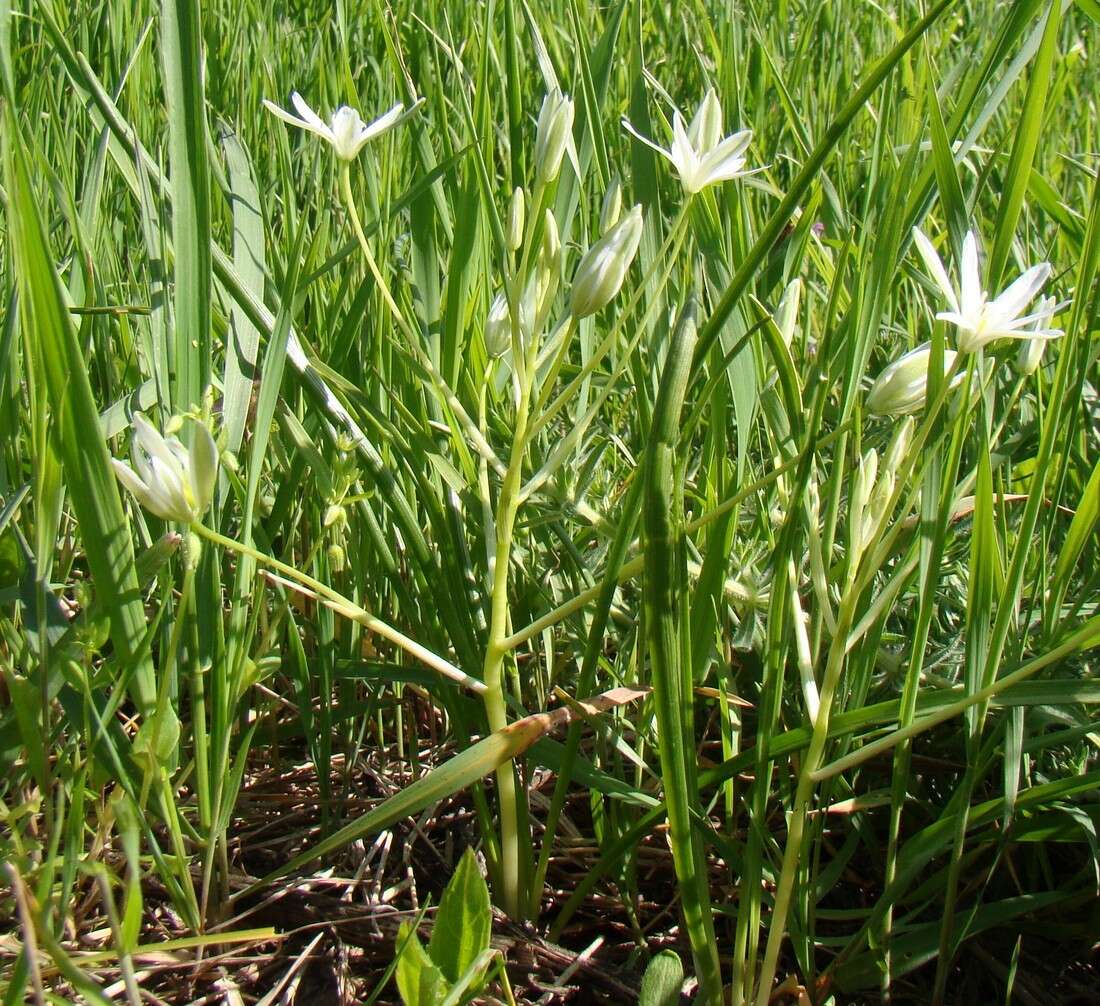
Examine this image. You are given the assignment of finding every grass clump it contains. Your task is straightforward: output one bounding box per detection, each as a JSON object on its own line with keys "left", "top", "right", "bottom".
{"left": 1, "top": 1, "right": 1098, "bottom": 1003}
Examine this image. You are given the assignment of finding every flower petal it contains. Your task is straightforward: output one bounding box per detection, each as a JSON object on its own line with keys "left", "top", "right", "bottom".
{"left": 621, "top": 117, "right": 675, "bottom": 162}
{"left": 669, "top": 111, "right": 699, "bottom": 183}
{"left": 696, "top": 130, "right": 753, "bottom": 188}
{"left": 959, "top": 230, "right": 983, "bottom": 318}
{"left": 687, "top": 88, "right": 722, "bottom": 153}
{"left": 989, "top": 262, "right": 1051, "bottom": 321}
{"left": 190, "top": 423, "right": 219, "bottom": 517}
{"left": 262, "top": 98, "right": 309, "bottom": 130}
{"left": 290, "top": 91, "right": 331, "bottom": 136}
{"left": 912, "top": 228, "right": 960, "bottom": 314}
{"left": 359, "top": 102, "right": 405, "bottom": 143}
{"left": 133, "top": 414, "right": 184, "bottom": 478}
{"left": 111, "top": 459, "right": 152, "bottom": 504}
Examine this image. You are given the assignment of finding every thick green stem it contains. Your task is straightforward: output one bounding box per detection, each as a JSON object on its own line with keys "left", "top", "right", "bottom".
{"left": 479, "top": 345, "right": 536, "bottom": 919}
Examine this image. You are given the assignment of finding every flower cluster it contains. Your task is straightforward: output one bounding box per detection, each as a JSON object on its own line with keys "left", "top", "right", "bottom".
{"left": 867, "top": 228, "right": 1063, "bottom": 415}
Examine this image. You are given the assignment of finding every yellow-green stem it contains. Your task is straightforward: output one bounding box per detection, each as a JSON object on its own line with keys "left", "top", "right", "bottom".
{"left": 480, "top": 353, "right": 536, "bottom": 919}
{"left": 753, "top": 589, "right": 859, "bottom": 1006}
{"left": 191, "top": 523, "right": 485, "bottom": 694}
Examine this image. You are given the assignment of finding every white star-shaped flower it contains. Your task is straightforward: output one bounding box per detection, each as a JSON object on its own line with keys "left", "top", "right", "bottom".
{"left": 263, "top": 92, "right": 406, "bottom": 161}
{"left": 112, "top": 414, "right": 218, "bottom": 525}
{"left": 912, "top": 228, "right": 1062, "bottom": 354}
{"left": 622, "top": 88, "right": 756, "bottom": 195}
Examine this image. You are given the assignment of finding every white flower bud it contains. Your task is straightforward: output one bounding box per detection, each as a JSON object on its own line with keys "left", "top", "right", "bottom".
{"left": 534, "top": 89, "right": 574, "bottom": 184}
{"left": 569, "top": 204, "right": 644, "bottom": 319}
{"left": 854, "top": 449, "right": 878, "bottom": 520}
{"left": 485, "top": 283, "right": 538, "bottom": 357}
{"left": 1015, "top": 296, "right": 1057, "bottom": 375}
{"left": 507, "top": 187, "right": 525, "bottom": 252}
{"left": 776, "top": 278, "right": 801, "bottom": 348}
{"left": 485, "top": 291, "right": 512, "bottom": 358}
{"left": 535, "top": 210, "right": 561, "bottom": 318}
{"left": 850, "top": 448, "right": 878, "bottom": 557}
{"left": 882, "top": 416, "right": 915, "bottom": 478}
{"left": 866, "top": 342, "right": 959, "bottom": 417}
{"left": 600, "top": 178, "right": 622, "bottom": 234}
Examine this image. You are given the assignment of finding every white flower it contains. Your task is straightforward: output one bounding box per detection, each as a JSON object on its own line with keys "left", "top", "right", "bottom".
{"left": 622, "top": 88, "right": 756, "bottom": 195}
{"left": 569, "top": 205, "right": 644, "bottom": 318}
{"left": 263, "top": 92, "right": 405, "bottom": 161}
{"left": 911, "top": 228, "right": 1062, "bottom": 354}
{"left": 1016, "top": 296, "right": 1059, "bottom": 375}
{"left": 112, "top": 414, "right": 218, "bottom": 524}
{"left": 534, "top": 89, "right": 575, "bottom": 184}
{"left": 866, "top": 342, "right": 961, "bottom": 416}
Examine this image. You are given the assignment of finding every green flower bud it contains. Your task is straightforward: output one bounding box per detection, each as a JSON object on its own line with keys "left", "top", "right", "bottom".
{"left": 507, "top": 187, "right": 525, "bottom": 252}
{"left": 183, "top": 531, "right": 203, "bottom": 572}
{"left": 866, "top": 342, "right": 959, "bottom": 416}
{"left": 776, "top": 278, "right": 801, "bottom": 348}
{"left": 534, "top": 89, "right": 574, "bottom": 185}
{"left": 599, "top": 177, "right": 622, "bottom": 234}
{"left": 323, "top": 503, "right": 347, "bottom": 528}
{"left": 327, "top": 543, "right": 346, "bottom": 572}
{"left": 569, "top": 205, "right": 644, "bottom": 319}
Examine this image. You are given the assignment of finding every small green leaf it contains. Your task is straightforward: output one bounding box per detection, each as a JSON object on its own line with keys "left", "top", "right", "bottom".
{"left": 429, "top": 847, "right": 491, "bottom": 984}
{"left": 396, "top": 921, "right": 449, "bottom": 1006}
{"left": 639, "top": 949, "right": 683, "bottom": 1006}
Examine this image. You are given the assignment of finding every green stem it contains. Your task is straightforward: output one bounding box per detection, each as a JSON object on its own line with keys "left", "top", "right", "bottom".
{"left": 340, "top": 164, "right": 505, "bottom": 476}
{"left": 753, "top": 588, "right": 859, "bottom": 1006}
{"left": 191, "top": 523, "right": 484, "bottom": 694}
{"left": 642, "top": 300, "right": 723, "bottom": 1002}
{"left": 479, "top": 346, "right": 536, "bottom": 919}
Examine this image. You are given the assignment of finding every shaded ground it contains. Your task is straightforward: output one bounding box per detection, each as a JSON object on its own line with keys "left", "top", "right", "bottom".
{"left": 11, "top": 733, "right": 1097, "bottom": 1006}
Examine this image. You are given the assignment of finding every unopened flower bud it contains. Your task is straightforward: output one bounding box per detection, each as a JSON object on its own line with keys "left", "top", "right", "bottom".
{"left": 535, "top": 210, "right": 561, "bottom": 316}
{"left": 865, "top": 467, "right": 895, "bottom": 544}
{"left": 507, "top": 187, "right": 525, "bottom": 251}
{"left": 327, "top": 543, "right": 346, "bottom": 572}
{"left": 1016, "top": 296, "right": 1058, "bottom": 376}
{"left": 485, "top": 284, "right": 538, "bottom": 357}
{"left": 851, "top": 449, "right": 878, "bottom": 557}
{"left": 540, "top": 210, "right": 561, "bottom": 272}
{"left": 183, "top": 531, "right": 203, "bottom": 572}
{"left": 866, "top": 342, "right": 959, "bottom": 416}
{"left": 854, "top": 449, "right": 878, "bottom": 520}
{"left": 776, "top": 278, "right": 801, "bottom": 348}
{"left": 534, "top": 89, "right": 574, "bottom": 185}
{"left": 882, "top": 416, "right": 914, "bottom": 478}
{"left": 569, "top": 204, "right": 644, "bottom": 319}
{"left": 485, "top": 291, "right": 511, "bottom": 357}
{"left": 600, "top": 178, "right": 622, "bottom": 234}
